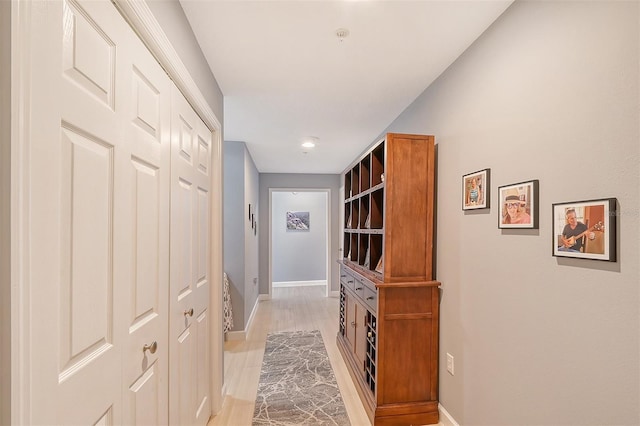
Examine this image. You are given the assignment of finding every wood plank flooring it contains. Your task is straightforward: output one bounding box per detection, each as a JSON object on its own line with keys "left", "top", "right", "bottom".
{"left": 208, "top": 285, "right": 371, "bottom": 426}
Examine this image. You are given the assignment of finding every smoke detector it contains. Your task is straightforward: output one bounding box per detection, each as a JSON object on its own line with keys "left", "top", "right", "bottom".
{"left": 335, "top": 28, "right": 350, "bottom": 42}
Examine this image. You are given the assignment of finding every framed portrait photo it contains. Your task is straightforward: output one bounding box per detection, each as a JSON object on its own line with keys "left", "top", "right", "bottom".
{"left": 462, "top": 168, "right": 490, "bottom": 210}
{"left": 498, "top": 180, "right": 539, "bottom": 229}
{"left": 552, "top": 198, "right": 617, "bottom": 261}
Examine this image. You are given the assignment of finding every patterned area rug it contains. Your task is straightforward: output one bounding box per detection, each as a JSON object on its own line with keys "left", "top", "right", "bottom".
{"left": 252, "top": 330, "right": 351, "bottom": 426}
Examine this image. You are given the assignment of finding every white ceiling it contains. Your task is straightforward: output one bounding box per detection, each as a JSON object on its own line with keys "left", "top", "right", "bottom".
{"left": 180, "top": 0, "right": 513, "bottom": 174}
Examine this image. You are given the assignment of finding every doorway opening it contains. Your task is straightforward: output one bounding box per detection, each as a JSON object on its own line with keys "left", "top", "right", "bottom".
{"left": 269, "top": 189, "right": 331, "bottom": 298}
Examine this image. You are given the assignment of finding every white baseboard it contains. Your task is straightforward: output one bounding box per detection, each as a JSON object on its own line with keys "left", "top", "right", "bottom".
{"left": 439, "top": 404, "right": 460, "bottom": 426}
{"left": 259, "top": 294, "right": 270, "bottom": 301}
{"left": 329, "top": 290, "right": 339, "bottom": 298}
{"left": 272, "top": 280, "right": 326, "bottom": 288}
{"left": 225, "top": 330, "right": 245, "bottom": 341}
{"left": 224, "top": 295, "right": 261, "bottom": 341}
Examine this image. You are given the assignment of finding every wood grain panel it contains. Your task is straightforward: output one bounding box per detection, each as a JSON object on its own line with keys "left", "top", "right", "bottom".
{"left": 380, "top": 318, "right": 433, "bottom": 404}
{"left": 384, "top": 136, "right": 428, "bottom": 280}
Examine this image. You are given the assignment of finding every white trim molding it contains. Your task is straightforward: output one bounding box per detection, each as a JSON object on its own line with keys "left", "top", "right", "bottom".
{"left": 272, "top": 280, "right": 327, "bottom": 288}
{"left": 11, "top": 1, "right": 33, "bottom": 423}
{"left": 225, "top": 296, "right": 261, "bottom": 341}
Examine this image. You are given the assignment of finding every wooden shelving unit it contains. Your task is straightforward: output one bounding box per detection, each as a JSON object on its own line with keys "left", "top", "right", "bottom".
{"left": 337, "top": 133, "right": 440, "bottom": 426}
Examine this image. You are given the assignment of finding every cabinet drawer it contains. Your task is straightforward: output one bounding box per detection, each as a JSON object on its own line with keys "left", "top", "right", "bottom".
{"left": 364, "top": 286, "right": 377, "bottom": 313}
{"left": 340, "top": 265, "right": 349, "bottom": 284}
{"left": 342, "top": 274, "right": 355, "bottom": 292}
{"left": 353, "top": 277, "right": 366, "bottom": 299}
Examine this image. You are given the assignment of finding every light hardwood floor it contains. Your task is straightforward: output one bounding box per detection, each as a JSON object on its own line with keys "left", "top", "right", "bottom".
{"left": 208, "top": 285, "right": 371, "bottom": 426}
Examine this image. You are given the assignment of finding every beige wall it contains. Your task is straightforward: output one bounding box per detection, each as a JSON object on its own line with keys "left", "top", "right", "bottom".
{"left": 384, "top": 1, "right": 639, "bottom": 424}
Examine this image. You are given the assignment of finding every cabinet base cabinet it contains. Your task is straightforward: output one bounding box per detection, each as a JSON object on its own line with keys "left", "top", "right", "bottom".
{"left": 337, "top": 279, "right": 440, "bottom": 426}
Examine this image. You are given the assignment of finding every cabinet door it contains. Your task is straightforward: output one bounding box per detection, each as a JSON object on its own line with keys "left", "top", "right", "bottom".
{"left": 345, "top": 293, "right": 357, "bottom": 350}
{"left": 354, "top": 302, "right": 368, "bottom": 370}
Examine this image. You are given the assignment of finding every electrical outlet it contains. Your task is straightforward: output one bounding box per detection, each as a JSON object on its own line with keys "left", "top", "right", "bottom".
{"left": 446, "top": 353, "right": 454, "bottom": 375}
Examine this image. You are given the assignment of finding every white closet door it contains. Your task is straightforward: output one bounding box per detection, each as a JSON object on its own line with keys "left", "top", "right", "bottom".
{"left": 118, "top": 10, "right": 172, "bottom": 426}
{"left": 169, "top": 83, "right": 212, "bottom": 426}
{"left": 27, "top": 0, "right": 170, "bottom": 423}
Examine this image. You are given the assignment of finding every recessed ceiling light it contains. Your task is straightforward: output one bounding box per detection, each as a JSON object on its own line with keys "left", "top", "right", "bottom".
{"left": 301, "top": 136, "right": 318, "bottom": 149}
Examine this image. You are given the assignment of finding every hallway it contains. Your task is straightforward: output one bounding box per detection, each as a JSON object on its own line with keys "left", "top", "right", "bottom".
{"left": 209, "top": 286, "right": 371, "bottom": 425}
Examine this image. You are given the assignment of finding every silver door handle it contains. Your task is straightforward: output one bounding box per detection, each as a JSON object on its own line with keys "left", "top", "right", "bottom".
{"left": 143, "top": 341, "right": 157, "bottom": 354}
{"left": 184, "top": 308, "right": 194, "bottom": 317}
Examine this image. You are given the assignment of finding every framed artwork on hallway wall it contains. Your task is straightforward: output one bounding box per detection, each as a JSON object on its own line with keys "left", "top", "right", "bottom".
{"left": 498, "top": 180, "right": 539, "bottom": 229}
{"left": 286, "top": 211, "right": 310, "bottom": 231}
{"left": 552, "top": 198, "right": 617, "bottom": 261}
{"left": 462, "top": 168, "right": 490, "bottom": 210}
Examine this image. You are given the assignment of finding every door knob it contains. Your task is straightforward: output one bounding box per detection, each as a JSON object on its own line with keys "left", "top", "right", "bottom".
{"left": 143, "top": 341, "right": 157, "bottom": 354}
{"left": 184, "top": 308, "right": 194, "bottom": 317}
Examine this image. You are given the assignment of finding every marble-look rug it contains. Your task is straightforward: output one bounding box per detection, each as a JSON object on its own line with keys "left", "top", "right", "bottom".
{"left": 252, "top": 330, "right": 351, "bottom": 426}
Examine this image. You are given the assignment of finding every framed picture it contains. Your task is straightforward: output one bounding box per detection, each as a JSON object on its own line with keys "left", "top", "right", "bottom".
{"left": 552, "top": 198, "right": 617, "bottom": 261}
{"left": 462, "top": 169, "right": 490, "bottom": 210}
{"left": 498, "top": 180, "right": 539, "bottom": 229}
{"left": 286, "top": 211, "right": 310, "bottom": 231}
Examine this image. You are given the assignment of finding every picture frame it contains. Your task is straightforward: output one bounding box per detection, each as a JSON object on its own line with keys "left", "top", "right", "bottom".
{"left": 498, "top": 180, "right": 539, "bottom": 229}
{"left": 462, "top": 169, "right": 490, "bottom": 210}
{"left": 286, "top": 211, "right": 310, "bottom": 231}
{"left": 552, "top": 198, "right": 617, "bottom": 261}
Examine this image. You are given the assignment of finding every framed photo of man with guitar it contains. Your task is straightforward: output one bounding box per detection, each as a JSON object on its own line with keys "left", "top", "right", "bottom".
{"left": 552, "top": 198, "right": 617, "bottom": 261}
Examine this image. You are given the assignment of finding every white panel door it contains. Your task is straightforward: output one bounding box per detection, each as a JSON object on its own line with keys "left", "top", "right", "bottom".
{"left": 119, "top": 18, "right": 172, "bottom": 426}
{"left": 27, "top": 0, "right": 170, "bottom": 424}
{"left": 169, "top": 84, "right": 212, "bottom": 426}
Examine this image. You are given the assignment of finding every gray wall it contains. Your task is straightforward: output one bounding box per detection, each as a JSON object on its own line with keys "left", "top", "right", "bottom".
{"left": 272, "top": 191, "right": 327, "bottom": 283}
{"left": 1, "top": 1, "right": 10, "bottom": 423}
{"left": 145, "top": 0, "right": 224, "bottom": 123}
{"left": 383, "top": 1, "right": 639, "bottom": 424}
{"left": 244, "top": 143, "right": 260, "bottom": 326}
{"left": 259, "top": 174, "right": 340, "bottom": 294}
{"left": 223, "top": 142, "right": 246, "bottom": 330}
{"left": 223, "top": 141, "right": 260, "bottom": 331}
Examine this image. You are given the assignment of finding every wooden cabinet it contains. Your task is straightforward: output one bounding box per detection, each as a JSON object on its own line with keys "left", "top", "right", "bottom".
{"left": 337, "top": 133, "right": 440, "bottom": 425}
